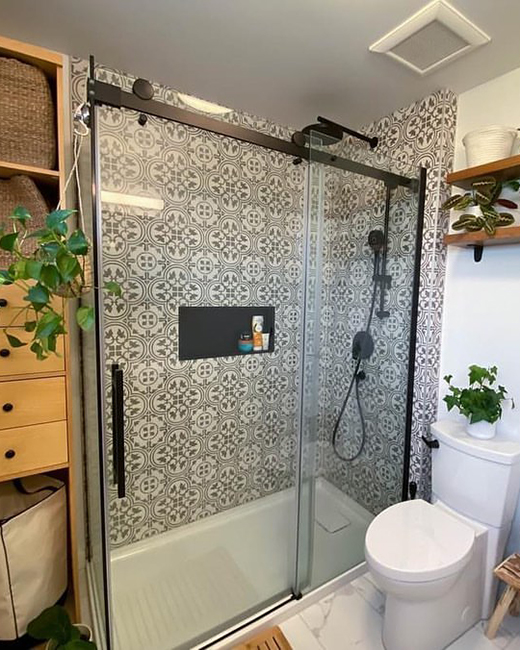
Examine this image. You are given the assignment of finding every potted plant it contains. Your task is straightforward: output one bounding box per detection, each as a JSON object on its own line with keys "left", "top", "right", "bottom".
{"left": 0, "top": 206, "right": 120, "bottom": 359}
{"left": 27, "top": 605, "right": 96, "bottom": 649}
{"left": 442, "top": 177, "right": 517, "bottom": 235}
{"left": 443, "top": 365, "right": 513, "bottom": 439}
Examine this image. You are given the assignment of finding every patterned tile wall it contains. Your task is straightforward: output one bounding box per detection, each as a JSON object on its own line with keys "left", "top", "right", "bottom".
{"left": 71, "top": 58, "right": 456, "bottom": 546}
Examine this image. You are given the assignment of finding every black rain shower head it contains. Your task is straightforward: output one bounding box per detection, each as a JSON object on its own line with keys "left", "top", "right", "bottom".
{"left": 291, "top": 122, "right": 343, "bottom": 147}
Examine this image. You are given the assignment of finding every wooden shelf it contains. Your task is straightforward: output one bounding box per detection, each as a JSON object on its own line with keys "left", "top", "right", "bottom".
{"left": 0, "top": 160, "right": 60, "bottom": 187}
{"left": 447, "top": 155, "right": 520, "bottom": 189}
{"left": 444, "top": 226, "right": 520, "bottom": 248}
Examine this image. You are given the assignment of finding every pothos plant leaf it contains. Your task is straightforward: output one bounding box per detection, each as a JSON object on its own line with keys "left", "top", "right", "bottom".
{"left": 0, "top": 206, "right": 122, "bottom": 359}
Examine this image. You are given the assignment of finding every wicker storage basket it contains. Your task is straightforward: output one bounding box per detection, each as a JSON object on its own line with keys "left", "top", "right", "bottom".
{"left": 0, "top": 57, "right": 56, "bottom": 169}
{"left": 0, "top": 174, "right": 48, "bottom": 268}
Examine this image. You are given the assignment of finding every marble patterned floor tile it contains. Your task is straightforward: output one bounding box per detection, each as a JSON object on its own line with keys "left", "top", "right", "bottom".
{"left": 281, "top": 615, "right": 324, "bottom": 649}
{"left": 351, "top": 575, "right": 385, "bottom": 615}
{"left": 447, "top": 625, "right": 513, "bottom": 650}
{"left": 298, "top": 583, "right": 384, "bottom": 649}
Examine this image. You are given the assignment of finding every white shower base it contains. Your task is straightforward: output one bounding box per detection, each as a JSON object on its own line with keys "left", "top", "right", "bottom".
{"left": 110, "top": 478, "right": 373, "bottom": 650}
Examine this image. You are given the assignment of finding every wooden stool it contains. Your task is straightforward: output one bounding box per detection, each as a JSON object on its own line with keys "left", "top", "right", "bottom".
{"left": 486, "top": 553, "right": 520, "bottom": 639}
{"left": 233, "top": 626, "right": 292, "bottom": 650}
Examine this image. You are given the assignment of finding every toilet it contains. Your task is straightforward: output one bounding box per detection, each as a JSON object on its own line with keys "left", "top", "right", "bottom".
{"left": 365, "top": 419, "right": 520, "bottom": 650}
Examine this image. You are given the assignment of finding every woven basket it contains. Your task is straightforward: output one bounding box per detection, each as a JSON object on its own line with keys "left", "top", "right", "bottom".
{"left": 0, "top": 57, "right": 56, "bottom": 169}
{"left": 0, "top": 174, "right": 48, "bottom": 269}
{"left": 463, "top": 126, "right": 518, "bottom": 167}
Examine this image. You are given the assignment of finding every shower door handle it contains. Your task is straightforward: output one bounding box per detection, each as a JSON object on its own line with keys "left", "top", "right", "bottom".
{"left": 111, "top": 363, "right": 126, "bottom": 498}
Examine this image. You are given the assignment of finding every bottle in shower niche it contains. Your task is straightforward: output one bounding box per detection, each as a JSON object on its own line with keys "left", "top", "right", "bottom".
{"left": 252, "top": 315, "right": 263, "bottom": 352}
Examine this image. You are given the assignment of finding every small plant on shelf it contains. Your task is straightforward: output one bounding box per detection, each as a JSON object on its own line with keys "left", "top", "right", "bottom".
{"left": 0, "top": 206, "right": 121, "bottom": 359}
{"left": 27, "top": 605, "right": 96, "bottom": 649}
{"left": 442, "top": 177, "right": 518, "bottom": 235}
{"left": 443, "top": 365, "right": 513, "bottom": 439}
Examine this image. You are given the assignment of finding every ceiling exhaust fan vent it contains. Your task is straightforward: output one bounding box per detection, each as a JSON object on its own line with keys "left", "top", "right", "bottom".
{"left": 369, "top": 0, "right": 490, "bottom": 76}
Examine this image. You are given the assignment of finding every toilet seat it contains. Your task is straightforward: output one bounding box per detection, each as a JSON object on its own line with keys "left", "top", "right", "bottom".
{"left": 365, "top": 499, "right": 475, "bottom": 583}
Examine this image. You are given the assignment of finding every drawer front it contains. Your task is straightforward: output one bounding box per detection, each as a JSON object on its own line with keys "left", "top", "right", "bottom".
{"left": 0, "top": 284, "right": 62, "bottom": 327}
{"left": 0, "top": 377, "right": 66, "bottom": 430}
{"left": 0, "top": 420, "right": 68, "bottom": 479}
{"left": 0, "top": 328, "right": 65, "bottom": 376}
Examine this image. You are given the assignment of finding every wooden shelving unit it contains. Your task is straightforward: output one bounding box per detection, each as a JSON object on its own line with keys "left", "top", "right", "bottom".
{"left": 445, "top": 156, "right": 520, "bottom": 260}
{"left": 0, "top": 34, "right": 79, "bottom": 625}
{"left": 0, "top": 160, "right": 61, "bottom": 187}
{"left": 447, "top": 155, "right": 520, "bottom": 190}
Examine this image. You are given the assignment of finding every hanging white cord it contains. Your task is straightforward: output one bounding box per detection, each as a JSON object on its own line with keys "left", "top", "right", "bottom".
{"left": 56, "top": 103, "right": 90, "bottom": 232}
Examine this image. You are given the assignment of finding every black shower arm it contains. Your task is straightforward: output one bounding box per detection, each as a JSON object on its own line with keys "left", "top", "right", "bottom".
{"left": 317, "top": 116, "right": 379, "bottom": 149}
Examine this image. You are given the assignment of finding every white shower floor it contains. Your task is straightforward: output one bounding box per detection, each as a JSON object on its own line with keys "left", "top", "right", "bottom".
{"left": 110, "top": 478, "right": 373, "bottom": 650}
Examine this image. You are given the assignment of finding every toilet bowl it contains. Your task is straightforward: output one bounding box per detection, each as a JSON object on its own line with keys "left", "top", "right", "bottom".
{"left": 365, "top": 499, "right": 481, "bottom": 650}
{"left": 364, "top": 419, "right": 520, "bottom": 650}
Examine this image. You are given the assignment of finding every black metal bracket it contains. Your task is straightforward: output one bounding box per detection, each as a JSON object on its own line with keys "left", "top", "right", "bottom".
{"left": 422, "top": 435, "right": 440, "bottom": 449}
{"left": 473, "top": 244, "right": 484, "bottom": 263}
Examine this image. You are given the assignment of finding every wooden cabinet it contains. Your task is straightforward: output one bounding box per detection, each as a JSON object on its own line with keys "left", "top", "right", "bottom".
{"left": 0, "top": 35, "right": 79, "bottom": 619}
{"left": 0, "top": 421, "right": 68, "bottom": 479}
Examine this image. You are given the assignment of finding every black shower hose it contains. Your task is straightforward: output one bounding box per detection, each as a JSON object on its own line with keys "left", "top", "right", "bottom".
{"left": 331, "top": 254, "right": 380, "bottom": 462}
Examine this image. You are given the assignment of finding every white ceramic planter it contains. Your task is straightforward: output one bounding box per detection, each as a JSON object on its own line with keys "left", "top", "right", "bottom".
{"left": 45, "top": 624, "right": 93, "bottom": 649}
{"left": 466, "top": 420, "right": 497, "bottom": 440}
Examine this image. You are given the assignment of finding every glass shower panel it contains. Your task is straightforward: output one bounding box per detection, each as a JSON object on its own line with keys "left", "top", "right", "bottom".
{"left": 95, "top": 106, "right": 305, "bottom": 649}
{"left": 299, "top": 133, "right": 422, "bottom": 593}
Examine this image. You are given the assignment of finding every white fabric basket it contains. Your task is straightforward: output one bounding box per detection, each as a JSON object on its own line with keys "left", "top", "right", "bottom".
{"left": 463, "top": 125, "right": 518, "bottom": 167}
{"left": 0, "top": 475, "right": 67, "bottom": 641}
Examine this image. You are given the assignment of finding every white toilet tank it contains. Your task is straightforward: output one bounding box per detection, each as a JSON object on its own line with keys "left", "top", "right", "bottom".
{"left": 431, "top": 420, "right": 520, "bottom": 528}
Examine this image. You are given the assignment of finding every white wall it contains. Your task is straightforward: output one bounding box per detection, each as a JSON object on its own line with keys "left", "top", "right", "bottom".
{"left": 438, "top": 66, "right": 520, "bottom": 556}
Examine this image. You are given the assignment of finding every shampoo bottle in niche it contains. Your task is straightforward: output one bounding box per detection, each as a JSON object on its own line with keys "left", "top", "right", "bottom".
{"left": 252, "top": 315, "right": 263, "bottom": 352}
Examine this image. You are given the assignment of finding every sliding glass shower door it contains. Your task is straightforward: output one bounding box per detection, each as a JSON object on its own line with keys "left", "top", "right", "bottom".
{"left": 296, "top": 133, "right": 424, "bottom": 593}
{"left": 88, "top": 103, "right": 307, "bottom": 650}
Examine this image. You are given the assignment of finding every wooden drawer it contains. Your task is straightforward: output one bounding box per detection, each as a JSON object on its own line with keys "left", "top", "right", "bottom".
{"left": 0, "top": 328, "right": 65, "bottom": 376}
{"left": 0, "top": 377, "right": 66, "bottom": 430}
{"left": 0, "top": 420, "right": 68, "bottom": 480}
{"left": 0, "top": 283, "right": 62, "bottom": 327}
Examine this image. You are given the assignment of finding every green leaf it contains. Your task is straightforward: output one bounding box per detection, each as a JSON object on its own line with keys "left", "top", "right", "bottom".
{"left": 27, "top": 228, "right": 52, "bottom": 239}
{"left": 505, "top": 180, "right": 520, "bottom": 191}
{"left": 46, "top": 209, "right": 75, "bottom": 231}
{"left": 30, "top": 340, "right": 46, "bottom": 360}
{"left": 76, "top": 305, "right": 95, "bottom": 331}
{"left": 6, "top": 333, "right": 26, "bottom": 348}
{"left": 24, "top": 321, "right": 37, "bottom": 332}
{"left": 0, "top": 232, "right": 18, "bottom": 252}
{"left": 35, "top": 311, "right": 62, "bottom": 339}
{"left": 26, "top": 260, "right": 43, "bottom": 280}
{"left": 67, "top": 230, "right": 89, "bottom": 255}
{"left": 13, "top": 258, "right": 28, "bottom": 280}
{"left": 103, "top": 281, "right": 122, "bottom": 297}
{"left": 10, "top": 205, "right": 31, "bottom": 227}
{"left": 41, "top": 264, "right": 61, "bottom": 289}
{"left": 27, "top": 606, "right": 73, "bottom": 644}
{"left": 41, "top": 241, "right": 61, "bottom": 260}
{"left": 25, "top": 283, "right": 50, "bottom": 306}
{"left": 0, "top": 270, "right": 13, "bottom": 285}
{"left": 57, "top": 250, "right": 81, "bottom": 283}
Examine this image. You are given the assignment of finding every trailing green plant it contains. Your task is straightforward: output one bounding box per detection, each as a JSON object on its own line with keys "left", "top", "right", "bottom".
{"left": 442, "top": 177, "right": 518, "bottom": 235}
{"left": 27, "top": 605, "right": 96, "bottom": 649}
{"left": 0, "top": 206, "right": 120, "bottom": 359}
{"left": 443, "top": 365, "right": 513, "bottom": 424}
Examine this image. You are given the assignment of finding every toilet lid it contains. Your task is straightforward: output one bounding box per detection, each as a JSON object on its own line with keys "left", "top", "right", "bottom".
{"left": 365, "top": 499, "right": 475, "bottom": 583}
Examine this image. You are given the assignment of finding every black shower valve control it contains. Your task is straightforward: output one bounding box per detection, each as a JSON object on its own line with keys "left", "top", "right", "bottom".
{"left": 422, "top": 435, "right": 440, "bottom": 449}
{"left": 375, "top": 273, "right": 392, "bottom": 287}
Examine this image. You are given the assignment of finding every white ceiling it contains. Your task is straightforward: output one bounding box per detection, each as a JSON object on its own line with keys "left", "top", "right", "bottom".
{"left": 1, "top": 0, "right": 520, "bottom": 130}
